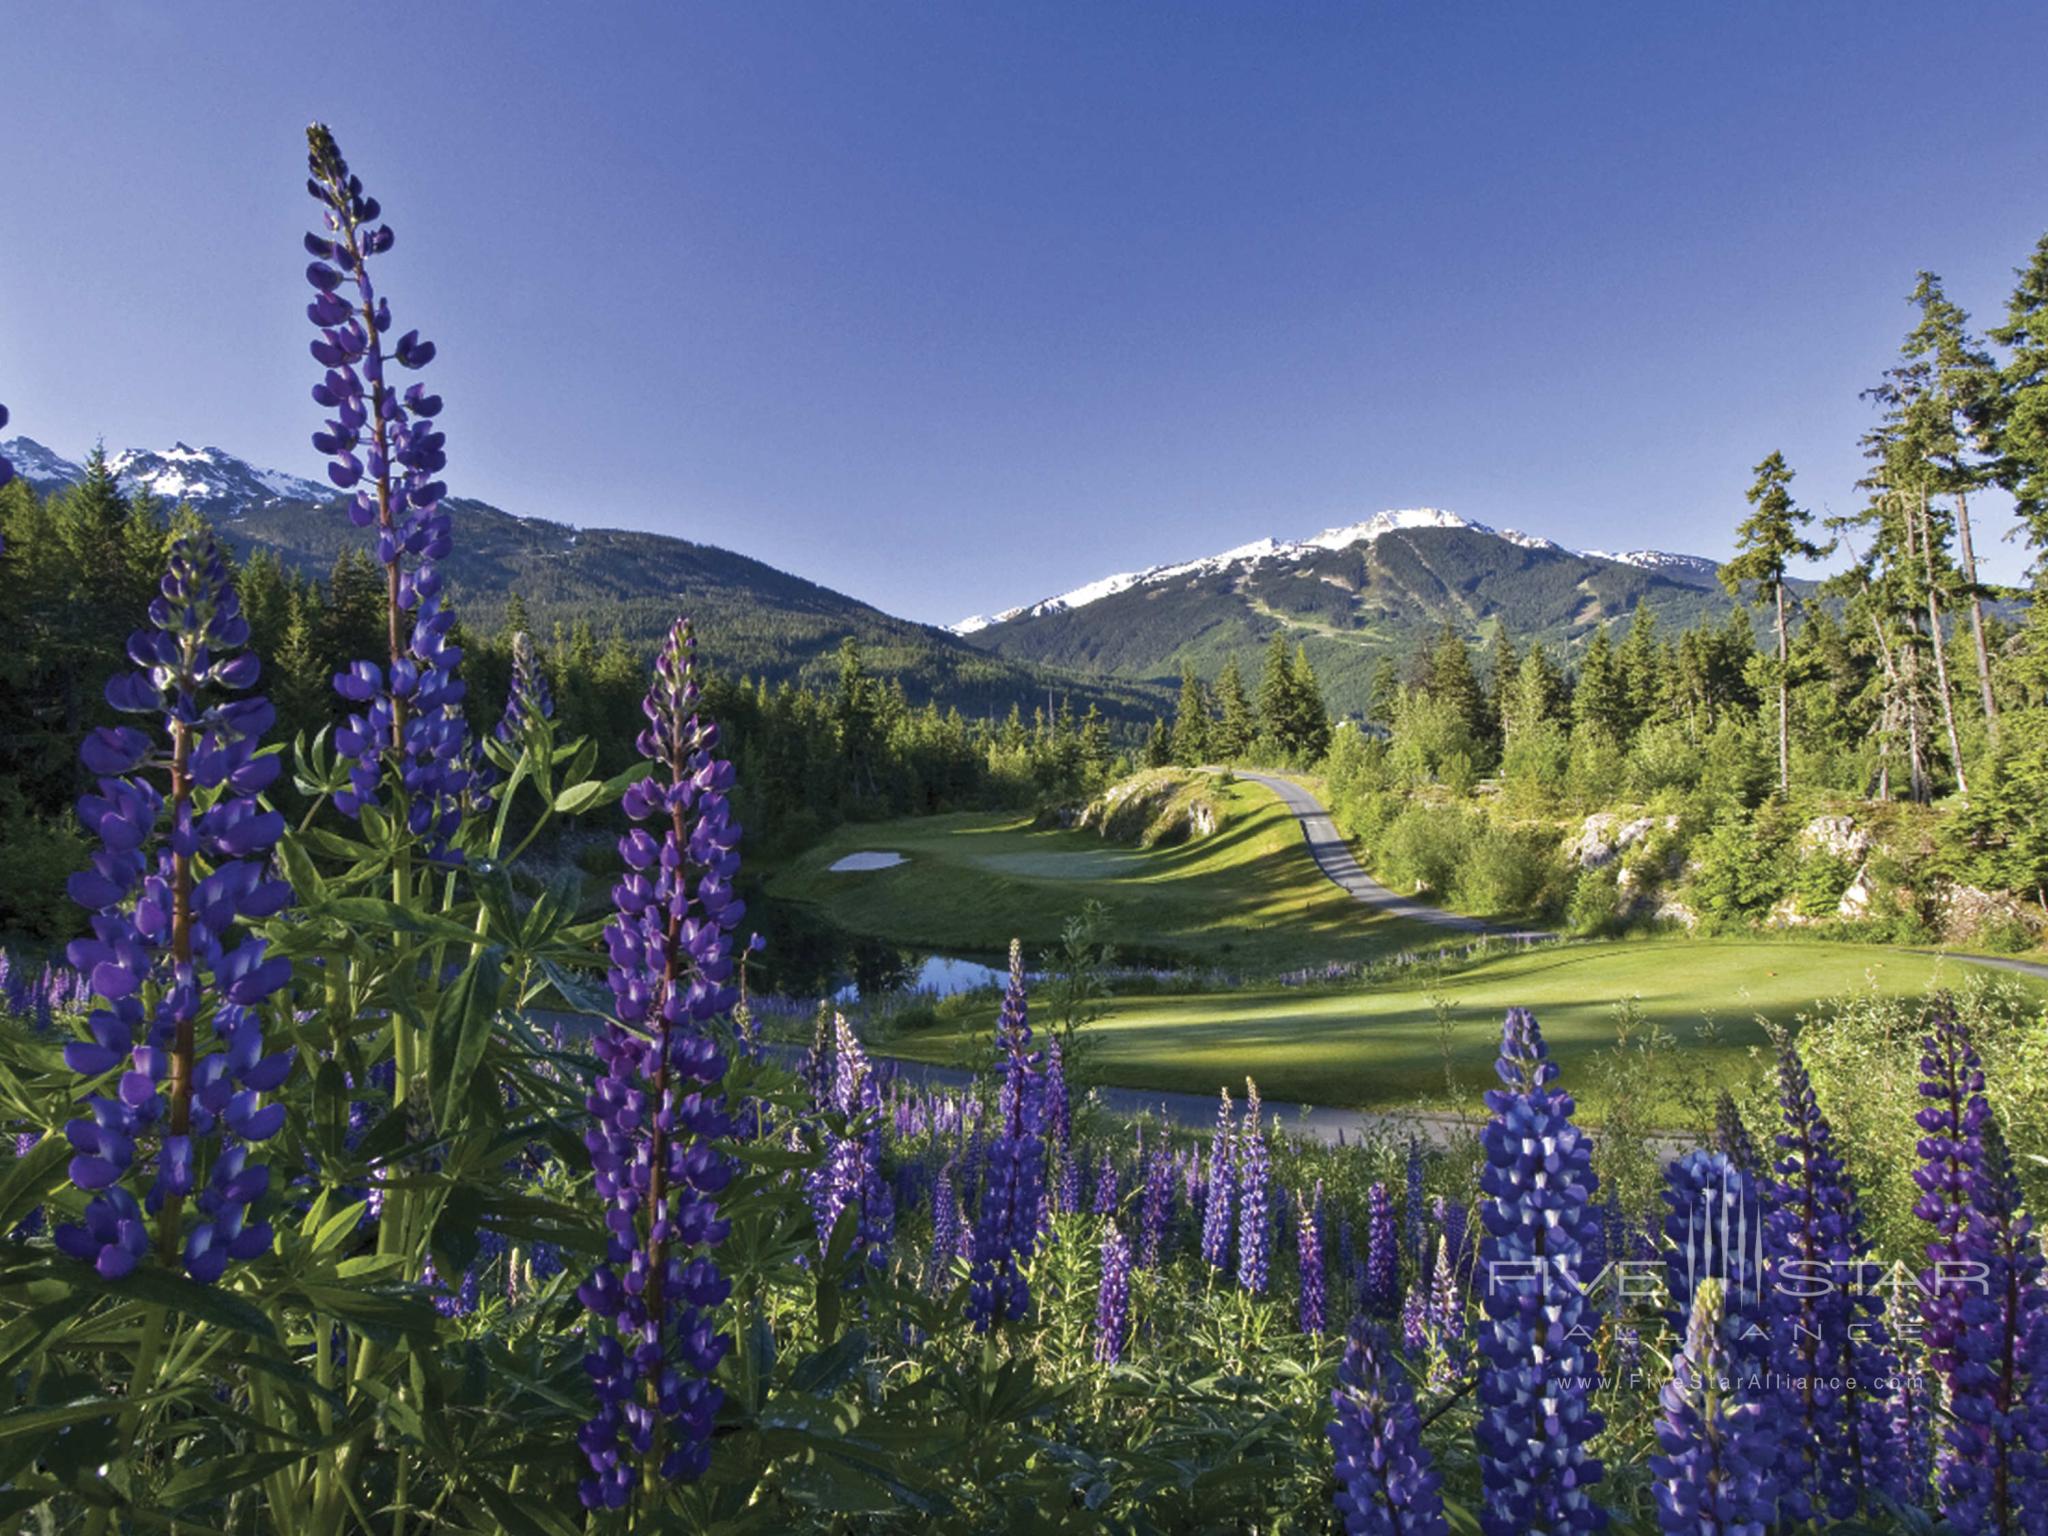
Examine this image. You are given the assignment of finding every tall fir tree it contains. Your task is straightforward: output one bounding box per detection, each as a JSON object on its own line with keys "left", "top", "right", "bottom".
{"left": 1213, "top": 653, "right": 1255, "bottom": 760}
{"left": 1721, "top": 452, "right": 1828, "bottom": 794}
{"left": 1171, "top": 663, "right": 1212, "bottom": 766}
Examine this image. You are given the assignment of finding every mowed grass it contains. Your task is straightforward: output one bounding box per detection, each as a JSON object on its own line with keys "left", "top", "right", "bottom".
{"left": 881, "top": 939, "right": 2044, "bottom": 1120}
{"left": 764, "top": 780, "right": 1449, "bottom": 971}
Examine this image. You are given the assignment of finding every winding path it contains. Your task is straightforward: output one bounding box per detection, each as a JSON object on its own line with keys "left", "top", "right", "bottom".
{"left": 1234, "top": 768, "right": 2048, "bottom": 981}
{"left": 1232, "top": 770, "right": 1556, "bottom": 943}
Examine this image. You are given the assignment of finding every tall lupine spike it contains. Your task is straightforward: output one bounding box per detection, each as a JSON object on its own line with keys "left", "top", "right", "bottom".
{"left": 927, "top": 1160, "right": 964, "bottom": 1293}
{"left": 1712, "top": 1090, "right": 1759, "bottom": 1176}
{"left": 1043, "top": 1035, "right": 1069, "bottom": 1161}
{"left": 0, "top": 401, "right": 14, "bottom": 491}
{"left": 1648, "top": 1278, "right": 1781, "bottom": 1536}
{"left": 1475, "top": 1008, "right": 1607, "bottom": 1536}
{"left": 1329, "top": 1320, "right": 1451, "bottom": 1536}
{"left": 1914, "top": 1009, "right": 1990, "bottom": 1381}
{"left": 1425, "top": 1235, "right": 1465, "bottom": 1390}
{"left": 576, "top": 618, "right": 739, "bottom": 1509}
{"left": 1236, "top": 1078, "right": 1271, "bottom": 1294}
{"left": 1091, "top": 1149, "right": 1119, "bottom": 1216}
{"left": 1139, "top": 1143, "right": 1172, "bottom": 1270}
{"left": 494, "top": 630, "right": 555, "bottom": 745}
{"left": 55, "top": 529, "right": 293, "bottom": 1283}
{"left": 1931, "top": 1117, "right": 2048, "bottom": 1535}
{"left": 1299, "top": 1183, "right": 1328, "bottom": 1335}
{"left": 303, "top": 125, "right": 468, "bottom": 863}
{"left": 1660, "top": 1149, "right": 1767, "bottom": 1377}
{"left": 805, "top": 1012, "right": 892, "bottom": 1274}
{"left": 967, "top": 947, "right": 1044, "bottom": 1331}
{"left": 1761, "top": 1038, "right": 1888, "bottom": 1524}
{"left": 1094, "top": 1219, "right": 1132, "bottom": 1365}
{"left": 1364, "top": 1181, "right": 1400, "bottom": 1320}
{"left": 1201, "top": 1086, "right": 1234, "bottom": 1269}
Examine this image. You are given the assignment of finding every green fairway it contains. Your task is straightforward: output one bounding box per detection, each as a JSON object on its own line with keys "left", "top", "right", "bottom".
{"left": 879, "top": 938, "right": 2044, "bottom": 1119}
{"left": 764, "top": 779, "right": 1450, "bottom": 970}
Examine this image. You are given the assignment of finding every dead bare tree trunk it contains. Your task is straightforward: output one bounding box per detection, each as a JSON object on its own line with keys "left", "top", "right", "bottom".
{"left": 1953, "top": 486, "right": 1999, "bottom": 738}
{"left": 1773, "top": 581, "right": 1791, "bottom": 795}
{"left": 1915, "top": 494, "right": 1968, "bottom": 795}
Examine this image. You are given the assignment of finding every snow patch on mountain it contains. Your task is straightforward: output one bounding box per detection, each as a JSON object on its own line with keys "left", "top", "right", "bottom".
{"left": 1582, "top": 548, "right": 1721, "bottom": 578}
{"left": 104, "top": 444, "right": 330, "bottom": 508}
{"left": 949, "top": 508, "right": 1617, "bottom": 633}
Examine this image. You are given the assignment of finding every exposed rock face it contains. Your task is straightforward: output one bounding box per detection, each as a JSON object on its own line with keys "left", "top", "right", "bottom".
{"left": 1799, "top": 816, "right": 1870, "bottom": 863}
{"left": 1073, "top": 770, "right": 1222, "bottom": 849}
{"left": 1566, "top": 813, "right": 1674, "bottom": 871}
{"left": 1938, "top": 882, "right": 2036, "bottom": 945}
{"left": 1650, "top": 897, "right": 1699, "bottom": 931}
{"left": 1837, "top": 866, "right": 1875, "bottom": 920}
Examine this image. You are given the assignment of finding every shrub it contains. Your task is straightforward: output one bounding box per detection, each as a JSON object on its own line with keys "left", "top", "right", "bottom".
{"left": 1499, "top": 722, "right": 1570, "bottom": 814}
{"left": 1450, "top": 824, "right": 1566, "bottom": 918}
{"left": 1623, "top": 720, "right": 1701, "bottom": 799}
{"left": 1379, "top": 804, "right": 1478, "bottom": 897}
{"left": 1689, "top": 812, "right": 1787, "bottom": 927}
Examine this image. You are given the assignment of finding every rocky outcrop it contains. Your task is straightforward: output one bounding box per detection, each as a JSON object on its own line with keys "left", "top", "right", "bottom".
{"left": 1799, "top": 815, "right": 1870, "bottom": 864}
{"left": 1566, "top": 813, "right": 1675, "bottom": 871}
{"left": 1938, "top": 882, "right": 2037, "bottom": 946}
{"left": 1072, "top": 770, "right": 1223, "bottom": 849}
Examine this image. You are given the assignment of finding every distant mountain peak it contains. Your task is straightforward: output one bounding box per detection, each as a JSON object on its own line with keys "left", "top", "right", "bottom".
{"left": 949, "top": 507, "right": 1677, "bottom": 633}
{"left": 102, "top": 443, "right": 331, "bottom": 509}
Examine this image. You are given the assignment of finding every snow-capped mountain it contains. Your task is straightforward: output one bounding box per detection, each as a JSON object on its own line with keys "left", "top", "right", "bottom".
{"left": 104, "top": 444, "right": 330, "bottom": 508}
{"left": 950, "top": 508, "right": 1691, "bottom": 633}
{"left": 0, "top": 437, "right": 331, "bottom": 511}
{"left": 0, "top": 437, "right": 85, "bottom": 491}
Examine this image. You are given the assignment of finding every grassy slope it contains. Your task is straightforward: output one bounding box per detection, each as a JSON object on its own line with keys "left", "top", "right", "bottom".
{"left": 881, "top": 939, "right": 2042, "bottom": 1118}
{"left": 762, "top": 779, "right": 1452, "bottom": 972}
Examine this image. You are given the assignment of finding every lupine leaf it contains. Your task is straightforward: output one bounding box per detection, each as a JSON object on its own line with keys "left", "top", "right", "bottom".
{"left": 431, "top": 947, "right": 504, "bottom": 1127}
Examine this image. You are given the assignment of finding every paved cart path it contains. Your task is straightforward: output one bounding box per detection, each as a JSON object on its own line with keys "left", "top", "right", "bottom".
{"left": 1231, "top": 770, "right": 1556, "bottom": 942}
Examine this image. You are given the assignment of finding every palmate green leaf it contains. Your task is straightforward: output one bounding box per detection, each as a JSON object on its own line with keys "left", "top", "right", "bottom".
{"left": 0, "top": 1390, "right": 162, "bottom": 1443}
{"left": 318, "top": 895, "right": 478, "bottom": 946}
{"left": 0, "top": 1130, "right": 66, "bottom": 1230}
{"left": 157, "top": 1445, "right": 328, "bottom": 1508}
{"left": 465, "top": 1483, "right": 583, "bottom": 1536}
{"left": 274, "top": 828, "right": 328, "bottom": 904}
{"left": 431, "top": 947, "right": 505, "bottom": 1128}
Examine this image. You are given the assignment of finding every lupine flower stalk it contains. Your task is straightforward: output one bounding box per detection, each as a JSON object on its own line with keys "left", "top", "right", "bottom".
{"left": 1139, "top": 1145, "right": 1172, "bottom": 1270}
{"left": 303, "top": 125, "right": 468, "bottom": 862}
{"left": 1236, "top": 1078, "right": 1271, "bottom": 1294}
{"left": 1660, "top": 1149, "right": 1766, "bottom": 1376}
{"left": 1299, "top": 1183, "right": 1327, "bottom": 1335}
{"left": 576, "top": 618, "right": 741, "bottom": 1509}
{"left": 1475, "top": 1008, "right": 1606, "bottom": 1536}
{"left": 1648, "top": 1278, "right": 1780, "bottom": 1536}
{"left": 1761, "top": 1039, "right": 1887, "bottom": 1524}
{"left": 0, "top": 402, "right": 12, "bottom": 489}
{"left": 1328, "top": 1321, "right": 1450, "bottom": 1536}
{"left": 967, "top": 945, "right": 1044, "bottom": 1331}
{"left": 1404, "top": 1138, "right": 1425, "bottom": 1276}
{"left": 495, "top": 630, "right": 555, "bottom": 746}
{"left": 1915, "top": 1010, "right": 1990, "bottom": 1381}
{"left": 1364, "top": 1181, "right": 1399, "bottom": 1321}
{"left": 1201, "top": 1086, "right": 1234, "bottom": 1270}
{"left": 1095, "top": 1220, "right": 1132, "bottom": 1365}
{"left": 57, "top": 529, "right": 292, "bottom": 1282}
{"left": 1928, "top": 1112, "right": 2048, "bottom": 1535}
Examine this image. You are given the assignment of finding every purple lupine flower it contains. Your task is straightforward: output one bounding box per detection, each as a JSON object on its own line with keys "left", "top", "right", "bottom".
{"left": 1138, "top": 1145, "right": 1172, "bottom": 1270}
{"left": 806, "top": 1013, "right": 893, "bottom": 1275}
{"left": 1056, "top": 1151, "right": 1081, "bottom": 1215}
{"left": 1095, "top": 1219, "right": 1131, "bottom": 1365}
{"left": 0, "top": 402, "right": 12, "bottom": 489}
{"left": 1661, "top": 1149, "right": 1766, "bottom": 1376}
{"left": 1363, "top": 1181, "right": 1400, "bottom": 1320}
{"left": 1761, "top": 1039, "right": 1888, "bottom": 1525}
{"left": 928, "top": 1160, "right": 965, "bottom": 1293}
{"left": 1929, "top": 1114, "right": 2047, "bottom": 1535}
{"left": 1649, "top": 1278, "right": 1780, "bottom": 1536}
{"left": 494, "top": 630, "right": 555, "bottom": 746}
{"left": 54, "top": 529, "right": 292, "bottom": 1284}
{"left": 1403, "top": 1137, "right": 1425, "bottom": 1277}
{"left": 1201, "top": 1086, "right": 1234, "bottom": 1270}
{"left": 1425, "top": 1235, "right": 1464, "bottom": 1389}
{"left": 1915, "top": 1010, "right": 1989, "bottom": 1382}
{"left": 967, "top": 947, "right": 1044, "bottom": 1332}
{"left": 1299, "top": 1183, "right": 1327, "bottom": 1336}
{"left": 1475, "top": 1008, "right": 1606, "bottom": 1536}
{"left": 1400, "top": 1287, "right": 1426, "bottom": 1355}
{"left": 1043, "top": 1036, "right": 1069, "bottom": 1159}
{"left": 1872, "top": 1286, "right": 1937, "bottom": 1513}
{"left": 576, "top": 619, "right": 739, "bottom": 1509}
{"left": 1713, "top": 1090, "right": 1759, "bottom": 1176}
{"left": 1091, "top": 1150, "right": 1119, "bottom": 1215}
{"left": 303, "top": 126, "right": 468, "bottom": 864}
{"left": 1329, "top": 1320, "right": 1450, "bottom": 1536}
{"left": 1236, "top": 1079, "right": 1271, "bottom": 1294}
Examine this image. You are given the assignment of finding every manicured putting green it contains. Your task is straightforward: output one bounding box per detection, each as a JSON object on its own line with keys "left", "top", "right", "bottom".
{"left": 881, "top": 939, "right": 2041, "bottom": 1119}
{"left": 766, "top": 781, "right": 1447, "bottom": 970}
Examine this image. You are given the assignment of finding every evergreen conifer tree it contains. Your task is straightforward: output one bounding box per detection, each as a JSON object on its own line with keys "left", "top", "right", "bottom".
{"left": 1721, "top": 452, "right": 1828, "bottom": 794}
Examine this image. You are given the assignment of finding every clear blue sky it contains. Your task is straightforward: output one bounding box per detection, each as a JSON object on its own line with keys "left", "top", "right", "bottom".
{"left": 4, "top": 2, "right": 2044, "bottom": 624}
